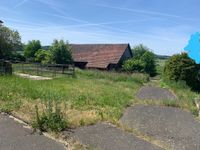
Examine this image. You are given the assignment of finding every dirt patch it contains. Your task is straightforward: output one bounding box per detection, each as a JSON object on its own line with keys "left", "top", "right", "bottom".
{"left": 65, "top": 122, "right": 163, "bottom": 150}
{"left": 120, "top": 105, "right": 200, "bottom": 150}
{"left": 136, "top": 86, "right": 177, "bottom": 100}
{"left": 15, "top": 73, "right": 52, "bottom": 80}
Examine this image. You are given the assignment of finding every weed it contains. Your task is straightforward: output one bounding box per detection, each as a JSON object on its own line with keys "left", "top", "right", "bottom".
{"left": 163, "top": 100, "right": 180, "bottom": 107}
{"left": 33, "top": 102, "right": 68, "bottom": 132}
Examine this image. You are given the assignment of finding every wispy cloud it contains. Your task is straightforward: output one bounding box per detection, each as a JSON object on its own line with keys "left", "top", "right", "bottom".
{"left": 0, "top": 17, "right": 47, "bottom": 27}
{"left": 34, "top": 0, "right": 67, "bottom": 15}
{"left": 14, "top": 0, "right": 29, "bottom": 8}
{"left": 94, "top": 3, "right": 197, "bottom": 21}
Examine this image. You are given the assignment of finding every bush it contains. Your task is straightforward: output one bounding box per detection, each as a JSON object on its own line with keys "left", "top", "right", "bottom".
{"left": 33, "top": 102, "right": 67, "bottom": 132}
{"left": 164, "top": 53, "right": 200, "bottom": 90}
{"left": 123, "top": 44, "right": 156, "bottom": 76}
{"left": 122, "top": 59, "right": 145, "bottom": 72}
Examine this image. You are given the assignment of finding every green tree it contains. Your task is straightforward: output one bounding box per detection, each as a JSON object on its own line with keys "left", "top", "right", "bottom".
{"left": 141, "top": 51, "right": 156, "bottom": 76}
{"left": 132, "top": 44, "right": 149, "bottom": 59}
{"left": 24, "top": 40, "right": 41, "bottom": 59}
{"left": 123, "top": 44, "right": 156, "bottom": 76}
{"left": 49, "top": 40, "right": 72, "bottom": 64}
{"left": 0, "top": 25, "right": 22, "bottom": 59}
{"left": 34, "top": 49, "right": 51, "bottom": 64}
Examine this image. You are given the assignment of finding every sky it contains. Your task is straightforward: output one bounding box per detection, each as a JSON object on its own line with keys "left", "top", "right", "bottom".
{"left": 0, "top": 0, "right": 199, "bottom": 55}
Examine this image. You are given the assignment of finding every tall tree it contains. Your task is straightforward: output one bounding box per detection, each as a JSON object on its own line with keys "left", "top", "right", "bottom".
{"left": 132, "top": 44, "right": 149, "bottom": 59}
{"left": 0, "top": 25, "right": 22, "bottom": 59}
{"left": 50, "top": 39, "right": 72, "bottom": 64}
{"left": 24, "top": 40, "right": 41, "bottom": 59}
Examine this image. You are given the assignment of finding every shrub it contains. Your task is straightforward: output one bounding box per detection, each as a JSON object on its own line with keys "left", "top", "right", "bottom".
{"left": 164, "top": 53, "right": 200, "bottom": 90}
{"left": 33, "top": 102, "right": 67, "bottom": 132}
{"left": 123, "top": 44, "right": 157, "bottom": 76}
{"left": 122, "top": 59, "right": 145, "bottom": 72}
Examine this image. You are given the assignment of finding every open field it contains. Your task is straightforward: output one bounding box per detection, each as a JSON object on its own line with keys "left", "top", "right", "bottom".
{"left": 0, "top": 69, "right": 148, "bottom": 127}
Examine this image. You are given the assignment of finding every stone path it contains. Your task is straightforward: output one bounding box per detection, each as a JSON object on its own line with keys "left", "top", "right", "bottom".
{"left": 0, "top": 114, "right": 66, "bottom": 150}
{"left": 120, "top": 105, "right": 200, "bottom": 150}
{"left": 67, "top": 123, "right": 163, "bottom": 150}
{"left": 67, "top": 85, "right": 200, "bottom": 150}
{"left": 136, "top": 86, "right": 177, "bottom": 100}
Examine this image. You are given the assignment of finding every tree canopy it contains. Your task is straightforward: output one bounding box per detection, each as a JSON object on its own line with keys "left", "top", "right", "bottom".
{"left": 123, "top": 44, "right": 156, "bottom": 76}
{"left": 49, "top": 40, "right": 72, "bottom": 64}
{"left": 0, "top": 25, "right": 22, "bottom": 59}
{"left": 34, "top": 49, "right": 50, "bottom": 64}
{"left": 132, "top": 44, "right": 149, "bottom": 59}
{"left": 24, "top": 40, "right": 41, "bottom": 59}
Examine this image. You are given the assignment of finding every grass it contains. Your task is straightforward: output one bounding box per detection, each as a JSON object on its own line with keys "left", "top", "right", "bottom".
{"left": 160, "top": 79, "right": 200, "bottom": 116}
{"left": 155, "top": 58, "right": 167, "bottom": 75}
{"left": 129, "top": 58, "right": 200, "bottom": 117}
{"left": 154, "top": 58, "right": 200, "bottom": 115}
{"left": 0, "top": 68, "right": 149, "bottom": 127}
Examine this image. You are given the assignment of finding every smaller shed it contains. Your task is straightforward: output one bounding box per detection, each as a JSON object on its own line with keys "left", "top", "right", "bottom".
{"left": 71, "top": 44, "right": 132, "bottom": 70}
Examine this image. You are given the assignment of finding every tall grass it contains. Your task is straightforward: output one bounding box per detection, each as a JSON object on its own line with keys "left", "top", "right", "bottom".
{"left": 0, "top": 69, "right": 148, "bottom": 127}
{"left": 160, "top": 78, "right": 199, "bottom": 115}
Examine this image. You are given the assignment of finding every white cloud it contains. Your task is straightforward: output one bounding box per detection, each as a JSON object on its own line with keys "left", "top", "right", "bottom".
{"left": 14, "top": 0, "right": 29, "bottom": 8}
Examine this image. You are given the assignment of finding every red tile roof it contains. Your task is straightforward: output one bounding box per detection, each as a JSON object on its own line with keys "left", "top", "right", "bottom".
{"left": 71, "top": 44, "right": 130, "bottom": 69}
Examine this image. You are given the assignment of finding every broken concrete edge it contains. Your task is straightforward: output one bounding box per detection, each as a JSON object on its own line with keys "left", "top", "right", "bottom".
{"left": 67, "top": 121, "right": 166, "bottom": 150}
{"left": 0, "top": 111, "right": 69, "bottom": 149}
{"left": 114, "top": 121, "right": 169, "bottom": 150}
{"left": 167, "top": 88, "right": 179, "bottom": 100}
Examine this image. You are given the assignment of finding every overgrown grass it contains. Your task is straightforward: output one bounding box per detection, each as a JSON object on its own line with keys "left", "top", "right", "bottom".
{"left": 150, "top": 58, "right": 200, "bottom": 116}
{"left": 0, "top": 69, "right": 148, "bottom": 127}
{"left": 155, "top": 58, "right": 167, "bottom": 75}
{"left": 160, "top": 78, "right": 199, "bottom": 115}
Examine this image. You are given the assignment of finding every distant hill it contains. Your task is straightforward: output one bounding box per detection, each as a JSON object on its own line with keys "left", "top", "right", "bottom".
{"left": 42, "top": 46, "right": 50, "bottom": 50}
{"left": 155, "top": 54, "right": 170, "bottom": 60}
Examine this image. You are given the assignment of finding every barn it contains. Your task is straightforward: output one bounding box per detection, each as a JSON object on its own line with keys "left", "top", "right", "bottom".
{"left": 71, "top": 44, "right": 132, "bottom": 70}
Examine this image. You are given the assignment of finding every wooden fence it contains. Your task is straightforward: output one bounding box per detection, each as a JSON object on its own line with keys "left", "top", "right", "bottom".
{"left": 13, "top": 62, "right": 75, "bottom": 77}
{"left": 0, "top": 60, "right": 12, "bottom": 75}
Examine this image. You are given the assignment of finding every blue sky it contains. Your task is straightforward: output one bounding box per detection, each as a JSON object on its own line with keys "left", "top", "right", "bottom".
{"left": 0, "top": 0, "right": 199, "bottom": 55}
